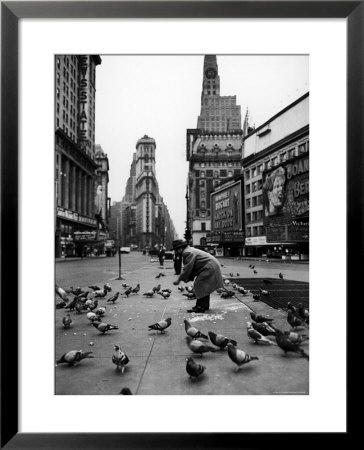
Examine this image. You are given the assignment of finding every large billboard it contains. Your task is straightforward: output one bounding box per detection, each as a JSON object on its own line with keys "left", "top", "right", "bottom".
{"left": 210, "top": 180, "right": 244, "bottom": 242}
{"left": 263, "top": 153, "right": 309, "bottom": 242}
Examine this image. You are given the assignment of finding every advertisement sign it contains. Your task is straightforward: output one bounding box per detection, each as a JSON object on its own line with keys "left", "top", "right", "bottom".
{"left": 263, "top": 153, "right": 309, "bottom": 242}
{"left": 245, "top": 236, "right": 267, "bottom": 246}
{"left": 211, "top": 180, "right": 243, "bottom": 233}
{"left": 57, "top": 207, "right": 97, "bottom": 226}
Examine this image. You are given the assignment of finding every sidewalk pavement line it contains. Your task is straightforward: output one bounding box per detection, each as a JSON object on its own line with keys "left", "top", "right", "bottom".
{"left": 135, "top": 336, "right": 156, "bottom": 395}
{"left": 111, "top": 266, "right": 151, "bottom": 280}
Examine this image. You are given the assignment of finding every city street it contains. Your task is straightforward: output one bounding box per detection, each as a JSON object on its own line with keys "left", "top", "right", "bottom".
{"left": 55, "top": 252, "right": 309, "bottom": 395}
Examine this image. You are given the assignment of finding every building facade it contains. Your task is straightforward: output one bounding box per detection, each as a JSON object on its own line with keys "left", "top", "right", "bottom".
{"left": 242, "top": 92, "right": 309, "bottom": 260}
{"left": 186, "top": 55, "right": 243, "bottom": 246}
{"left": 55, "top": 54, "right": 103, "bottom": 257}
{"left": 120, "top": 135, "right": 177, "bottom": 251}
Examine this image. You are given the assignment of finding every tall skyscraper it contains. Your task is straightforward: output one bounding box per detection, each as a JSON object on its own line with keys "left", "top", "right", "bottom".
{"left": 186, "top": 55, "right": 243, "bottom": 246}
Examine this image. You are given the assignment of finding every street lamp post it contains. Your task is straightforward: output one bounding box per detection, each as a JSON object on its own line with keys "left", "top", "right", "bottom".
{"left": 185, "top": 185, "right": 192, "bottom": 243}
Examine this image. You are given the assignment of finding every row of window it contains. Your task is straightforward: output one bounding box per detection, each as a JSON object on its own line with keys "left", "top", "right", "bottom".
{"left": 246, "top": 210, "right": 263, "bottom": 222}
{"left": 245, "top": 140, "right": 309, "bottom": 180}
{"left": 245, "top": 179, "right": 263, "bottom": 194}
{"left": 246, "top": 195, "right": 263, "bottom": 209}
{"left": 196, "top": 169, "right": 238, "bottom": 178}
{"left": 246, "top": 225, "right": 265, "bottom": 237}
{"left": 196, "top": 161, "right": 239, "bottom": 168}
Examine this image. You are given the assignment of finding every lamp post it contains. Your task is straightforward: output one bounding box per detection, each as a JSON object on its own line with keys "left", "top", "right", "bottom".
{"left": 184, "top": 184, "right": 192, "bottom": 243}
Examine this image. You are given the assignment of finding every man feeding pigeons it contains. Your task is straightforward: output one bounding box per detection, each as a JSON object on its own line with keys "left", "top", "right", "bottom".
{"left": 172, "top": 239, "right": 223, "bottom": 313}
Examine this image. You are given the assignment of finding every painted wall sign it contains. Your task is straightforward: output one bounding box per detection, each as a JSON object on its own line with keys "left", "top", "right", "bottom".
{"left": 211, "top": 180, "right": 243, "bottom": 232}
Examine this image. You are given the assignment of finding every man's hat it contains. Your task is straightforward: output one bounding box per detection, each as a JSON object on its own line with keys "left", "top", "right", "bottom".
{"left": 172, "top": 239, "right": 188, "bottom": 250}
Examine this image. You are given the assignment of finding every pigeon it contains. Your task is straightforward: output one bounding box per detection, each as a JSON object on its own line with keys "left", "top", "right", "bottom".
{"left": 208, "top": 331, "right": 237, "bottom": 349}
{"left": 152, "top": 284, "right": 161, "bottom": 293}
{"left": 251, "top": 265, "right": 255, "bottom": 269}
{"left": 248, "top": 264, "right": 252, "bottom": 268}
{"left": 236, "top": 273, "right": 240, "bottom": 277}
{"left": 75, "top": 291, "right": 89, "bottom": 301}
{"left": 274, "top": 328, "right": 309, "bottom": 359}
{"left": 88, "top": 285, "right": 100, "bottom": 291}
{"left": 287, "top": 310, "right": 307, "bottom": 329}
{"left": 56, "top": 350, "right": 94, "bottom": 366}
{"left": 71, "top": 287, "right": 83, "bottom": 296}
{"left": 95, "top": 306, "right": 106, "bottom": 318}
{"left": 186, "top": 357, "right": 206, "bottom": 378}
{"left": 158, "top": 291, "right": 170, "bottom": 299}
{"left": 287, "top": 302, "right": 297, "bottom": 314}
{"left": 94, "top": 288, "right": 108, "bottom": 298}
{"left": 253, "top": 270, "right": 258, "bottom": 275}
{"left": 247, "top": 322, "right": 274, "bottom": 344}
{"left": 119, "top": 387, "right": 133, "bottom": 395}
{"left": 226, "top": 343, "right": 259, "bottom": 370}
{"left": 253, "top": 294, "right": 261, "bottom": 301}
{"left": 75, "top": 301, "right": 84, "bottom": 314}
{"left": 259, "top": 288, "right": 271, "bottom": 296}
{"left": 55, "top": 285, "right": 69, "bottom": 303}
{"left": 92, "top": 321, "right": 119, "bottom": 334}
{"left": 297, "top": 303, "right": 309, "bottom": 324}
{"left": 250, "top": 312, "right": 274, "bottom": 324}
{"left": 123, "top": 287, "right": 132, "bottom": 297}
{"left": 148, "top": 317, "right": 172, "bottom": 333}
{"left": 104, "top": 283, "right": 112, "bottom": 292}
{"left": 86, "top": 312, "right": 98, "bottom": 323}
{"left": 263, "top": 279, "right": 272, "bottom": 284}
{"left": 251, "top": 321, "right": 276, "bottom": 336}
{"left": 183, "top": 292, "right": 196, "bottom": 299}
{"left": 65, "top": 297, "right": 78, "bottom": 311}
{"left": 56, "top": 300, "right": 66, "bottom": 309}
{"left": 188, "top": 339, "right": 217, "bottom": 356}
{"left": 229, "top": 272, "right": 234, "bottom": 277}
{"left": 112, "top": 345, "right": 130, "bottom": 373}
{"left": 143, "top": 291, "right": 155, "bottom": 298}
{"left": 62, "top": 314, "right": 72, "bottom": 329}
{"left": 224, "top": 279, "right": 230, "bottom": 285}
{"left": 279, "top": 273, "right": 284, "bottom": 280}
{"left": 85, "top": 299, "right": 98, "bottom": 312}
{"left": 131, "top": 284, "right": 140, "bottom": 294}
{"left": 155, "top": 273, "right": 165, "bottom": 278}
{"left": 121, "top": 283, "right": 130, "bottom": 288}
{"left": 107, "top": 292, "right": 120, "bottom": 303}
{"left": 184, "top": 319, "right": 208, "bottom": 340}
{"left": 177, "top": 286, "right": 185, "bottom": 292}
{"left": 162, "top": 288, "right": 172, "bottom": 293}
{"left": 284, "top": 331, "right": 309, "bottom": 345}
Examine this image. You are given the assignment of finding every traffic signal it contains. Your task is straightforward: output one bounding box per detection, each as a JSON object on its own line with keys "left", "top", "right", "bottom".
{"left": 184, "top": 228, "right": 192, "bottom": 241}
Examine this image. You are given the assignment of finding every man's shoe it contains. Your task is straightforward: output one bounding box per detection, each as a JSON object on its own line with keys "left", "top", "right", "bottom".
{"left": 187, "top": 306, "right": 207, "bottom": 313}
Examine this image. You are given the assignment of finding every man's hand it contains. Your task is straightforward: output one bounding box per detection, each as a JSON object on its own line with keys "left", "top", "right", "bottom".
{"left": 173, "top": 280, "right": 180, "bottom": 286}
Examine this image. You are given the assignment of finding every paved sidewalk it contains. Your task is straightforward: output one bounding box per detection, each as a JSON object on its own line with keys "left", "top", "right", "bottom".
{"left": 55, "top": 258, "right": 309, "bottom": 395}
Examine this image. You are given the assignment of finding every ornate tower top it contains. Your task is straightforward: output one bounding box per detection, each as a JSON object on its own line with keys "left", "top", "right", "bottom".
{"left": 201, "top": 55, "right": 220, "bottom": 100}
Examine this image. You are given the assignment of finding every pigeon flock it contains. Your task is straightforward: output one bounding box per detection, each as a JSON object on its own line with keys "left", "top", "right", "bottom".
{"left": 55, "top": 262, "right": 309, "bottom": 393}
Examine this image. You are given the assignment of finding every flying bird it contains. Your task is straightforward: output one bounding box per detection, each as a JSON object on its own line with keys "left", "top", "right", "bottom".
{"left": 56, "top": 350, "right": 94, "bottom": 366}
{"left": 251, "top": 265, "right": 255, "bottom": 269}
{"left": 184, "top": 319, "right": 208, "bottom": 340}
{"left": 107, "top": 292, "right": 120, "bottom": 303}
{"left": 226, "top": 343, "right": 259, "bottom": 371}
{"left": 188, "top": 339, "right": 217, "bottom": 356}
{"left": 62, "top": 314, "right": 72, "bottom": 329}
{"left": 208, "top": 331, "right": 237, "bottom": 350}
{"left": 186, "top": 357, "right": 206, "bottom": 379}
{"left": 247, "top": 322, "right": 274, "bottom": 344}
{"left": 112, "top": 345, "right": 130, "bottom": 373}
{"left": 148, "top": 317, "right": 172, "bottom": 333}
{"left": 250, "top": 312, "right": 274, "bottom": 324}
{"left": 92, "top": 321, "right": 119, "bottom": 334}
{"left": 274, "top": 328, "right": 309, "bottom": 359}
{"left": 251, "top": 321, "right": 276, "bottom": 336}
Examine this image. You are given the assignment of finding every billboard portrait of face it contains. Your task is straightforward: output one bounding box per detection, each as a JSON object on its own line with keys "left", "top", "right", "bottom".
{"left": 263, "top": 166, "right": 286, "bottom": 216}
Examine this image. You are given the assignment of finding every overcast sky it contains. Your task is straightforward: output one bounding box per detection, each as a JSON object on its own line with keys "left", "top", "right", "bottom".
{"left": 95, "top": 55, "right": 308, "bottom": 238}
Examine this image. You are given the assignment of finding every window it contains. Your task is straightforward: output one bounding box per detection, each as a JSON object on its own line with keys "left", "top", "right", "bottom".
{"left": 246, "top": 198, "right": 251, "bottom": 209}
{"left": 258, "top": 164, "right": 263, "bottom": 174}
{"left": 200, "top": 211, "right": 205, "bottom": 218}
{"left": 252, "top": 196, "right": 257, "bottom": 207}
{"left": 201, "top": 222, "right": 206, "bottom": 231}
{"left": 200, "top": 180, "right": 205, "bottom": 187}
{"left": 253, "top": 226, "right": 258, "bottom": 236}
{"left": 245, "top": 170, "right": 250, "bottom": 180}
{"left": 220, "top": 169, "right": 227, "bottom": 177}
{"left": 206, "top": 170, "right": 213, "bottom": 177}
{"left": 246, "top": 227, "right": 251, "bottom": 237}
{"left": 214, "top": 171, "right": 219, "bottom": 178}
{"left": 200, "top": 171, "right": 205, "bottom": 178}
{"left": 195, "top": 170, "right": 200, "bottom": 178}
{"left": 245, "top": 184, "right": 251, "bottom": 194}
{"left": 252, "top": 167, "right": 257, "bottom": 177}
{"left": 201, "top": 163, "right": 205, "bottom": 168}
{"left": 280, "top": 153, "right": 286, "bottom": 163}
{"left": 298, "top": 142, "right": 307, "bottom": 154}
{"left": 246, "top": 213, "right": 251, "bottom": 222}
{"left": 288, "top": 148, "right": 296, "bottom": 159}
{"left": 252, "top": 211, "right": 257, "bottom": 221}
{"left": 200, "top": 190, "right": 205, "bottom": 198}
{"left": 257, "top": 195, "right": 263, "bottom": 205}
{"left": 56, "top": 103, "right": 59, "bottom": 113}
{"left": 265, "top": 161, "right": 270, "bottom": 170}
{"left": 259, "top": 226, "right": 264, "bottom": 235}
{"left": 201, "top": 201, "right": 206, "bottom": 209}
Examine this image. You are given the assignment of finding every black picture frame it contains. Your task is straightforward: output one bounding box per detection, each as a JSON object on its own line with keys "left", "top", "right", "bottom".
{"left": 1, "top": 1, "right": 356, "bottom": 448}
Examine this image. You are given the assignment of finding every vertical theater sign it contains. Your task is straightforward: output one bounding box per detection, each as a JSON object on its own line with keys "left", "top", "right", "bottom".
{"left": 263, "top": 153, "right": 309, "bottom": 243}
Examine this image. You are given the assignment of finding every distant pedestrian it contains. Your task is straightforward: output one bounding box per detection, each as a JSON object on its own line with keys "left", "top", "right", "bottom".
{"left": 158, "top": 246, "right": 165, "bottom": 267}
{"left": 172, "top": 239, "right": 223, "bottom": 313}
{"left": 173, "top": 250, "right": 182, "bottom": 275}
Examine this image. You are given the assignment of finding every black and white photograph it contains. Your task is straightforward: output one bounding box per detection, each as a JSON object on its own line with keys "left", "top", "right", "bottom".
{"left": 55, "top": 54, "right": 310, "bottom": 395}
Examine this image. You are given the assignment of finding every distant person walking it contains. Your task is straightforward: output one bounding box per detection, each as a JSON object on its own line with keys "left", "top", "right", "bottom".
{"left": 172, "top": 239, "right": 223, "bottom": 313}
{"left": 173, "top": 250, "right": 183, "bottom": 275}
{"left": 158, "top": 246, "right": 165, "bottom": 267}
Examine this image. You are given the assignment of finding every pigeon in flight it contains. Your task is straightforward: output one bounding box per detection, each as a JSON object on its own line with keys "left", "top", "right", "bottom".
{"left": 56, "top": 350, "right": 94, "bottom": 366}
{"left": 227, "top": 343, "right": 259, "bottom": 371}
{"left": 148, "top": 317, "right": 172, "bottom": 333}
{"left": 184, "top": 319, "right": 208, "bottom": 340}
{"left": 186, "top": 357, "right": 206, "bottom": 379}
{"left": 112, "top": 345, "right": 130, "bottom": 373}
{"left": 208, "top": 331, "right": 237, "bottom": 350}
{"left": 274, "top": 328, "right": 309, "bottom": 359}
